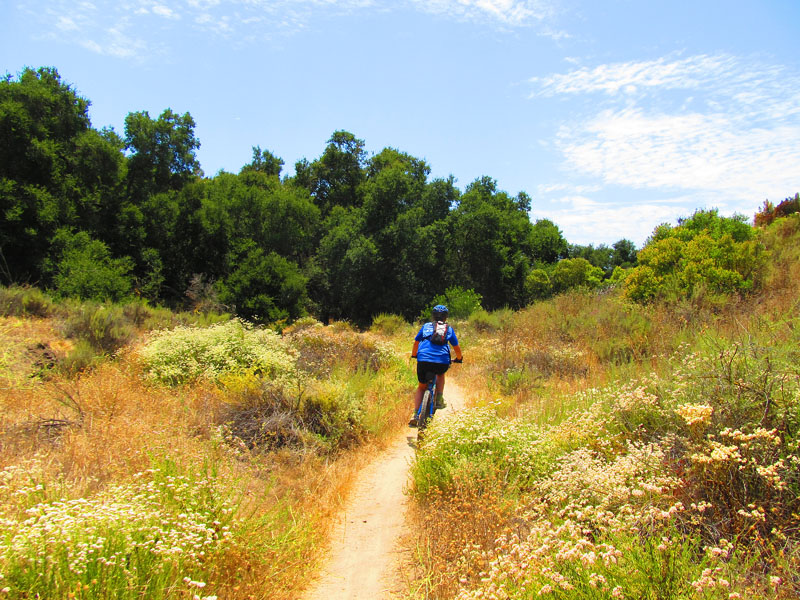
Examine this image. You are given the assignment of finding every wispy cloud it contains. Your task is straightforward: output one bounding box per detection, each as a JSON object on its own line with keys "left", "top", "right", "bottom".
{"left": 528, "top": 54, "right": 800, "bottom": 245}
{"left": 55, "top": 15, "right": 79, "bottom": 31}
{"left": 531, "top": 54, "right": 800, "bottom": 234}
{"left": 530, "top": 54, "right": 741, "bottom": 97}
{"left": 23, "top": 0, "right": 561, "bottom": 60}
{"left": 535, "top": 194, "right": 692, "bottom": 246}
{"left": 412, "top": 0, "right": 555, "bottom": 27}
{"left": 556, "top": 107, "right": 800, "bottom": 199}
{"left": 151, "top": 5, "right": 180, "bottom": 19}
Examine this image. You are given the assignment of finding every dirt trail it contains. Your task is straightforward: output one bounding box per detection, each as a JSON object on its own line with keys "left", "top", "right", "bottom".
{"left": 301, "top": 379, "right": 466, "bottom": 600}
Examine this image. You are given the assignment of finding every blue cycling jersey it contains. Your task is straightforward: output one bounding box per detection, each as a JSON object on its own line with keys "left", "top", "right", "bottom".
{"left": 414, "top": 322, "right": 459, "bottom": 364}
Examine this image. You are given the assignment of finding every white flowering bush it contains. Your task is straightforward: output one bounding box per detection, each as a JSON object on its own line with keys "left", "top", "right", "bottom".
{"left": 413, "top": 321, "right": 800, "bottom": 600}
{"left": 411, "top": 405, "right": 551, "bottom": 497}
{"left": 452, "top": 515, "right": 747, "bottom": 600}
{"left": 0, "top": 467, "right": 232, "bottom": 599}
{"left": 440, "top": 425, "right": 756, "bottom": 600}
{"left": 137, "top": 319, "right": 296, "bottom": 385}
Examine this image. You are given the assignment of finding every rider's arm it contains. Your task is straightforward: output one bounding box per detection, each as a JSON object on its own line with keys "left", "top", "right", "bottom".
{"left": 411, "top": 340, "right": 420, "bottom": 358}
{"left": 452, "top": 344, "right": 463, "bottom": 362}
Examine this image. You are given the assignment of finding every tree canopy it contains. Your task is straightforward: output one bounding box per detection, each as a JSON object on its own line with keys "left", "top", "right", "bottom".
{"left": 4, "top": 66, "right": 739, "bottom": 325}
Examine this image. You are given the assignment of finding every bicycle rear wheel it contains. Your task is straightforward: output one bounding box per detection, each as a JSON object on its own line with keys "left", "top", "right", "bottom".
{"left": 417, "top": 390, "right": 432, "bottom": 441}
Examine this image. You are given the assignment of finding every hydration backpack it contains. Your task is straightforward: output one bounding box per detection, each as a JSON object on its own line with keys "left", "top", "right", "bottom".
{"left": 429, "top": 320, "right": 449, "bottom": 345}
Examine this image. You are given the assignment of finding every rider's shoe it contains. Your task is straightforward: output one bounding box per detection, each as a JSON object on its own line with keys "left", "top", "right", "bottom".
{"left": 435, "top": 395, "right": 446, "bottom": 409}
{"left": 408, "top": 415, "right": 418, "bottom": 427}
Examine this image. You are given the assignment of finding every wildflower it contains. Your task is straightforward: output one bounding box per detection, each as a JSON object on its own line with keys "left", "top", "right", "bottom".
{"left": 589, "top": 573, "right": 606, "bottom": 588}
{"left": 676, "top": 403, "right": 713, "bottom": 427}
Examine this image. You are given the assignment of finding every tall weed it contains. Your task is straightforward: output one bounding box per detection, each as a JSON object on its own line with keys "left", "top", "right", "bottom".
{"left": 370, "top": 313, "right": 409, "bottom": 336}
{"left": 60, "top": 303, "right": 134, "bottom": 354}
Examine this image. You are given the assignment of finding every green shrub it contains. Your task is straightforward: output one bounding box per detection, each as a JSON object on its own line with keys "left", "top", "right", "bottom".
{"left": 138, "top": 319, "right": 296, "bottom": 386}
{"left": 217, "top": 245, "right": 307, "bottom": 324}
{"left": 421, "top": 286, "right": 483, "bottom": 321}
{"left": 411, "top": 406, "right": 552, "bottom": 497}
{"left": 120, "top": 298, "right": 159, "bottom": 327}
{"left": 121, "top": 299, "right": 222, "bottom": 332}
{"left": 625, "top": 210, "right": 768, "bottom": 304}
{"left": 49, "top": 229, "right": 134, "bottom": 302}
{"left": 524, "top": 268, "right": 552, "bottom": 301}
{"left": 301, "top": 377, "right": 369, "bottom": 449}
{"left": 220, "top": 366, "right": 398, "bottom": 454}
{"left": 468, "top": 309, "right": 501, "bottom": 332}
{"left": 281, "top": 316, "right": 320, "bottom": 335}
{"left": 0, "top": 285, "right": 54, "bottom": 317}
{"left": 581, "top": 295, "right": 653, "bottom": 364}
{"left": 551, "top": 257, "right": 603, "bottom": 293}
{"left": 370, "top": 313, "right": 408, "bottom": 335}
{"left": 608, "top": 265, "right": 629, "bottom": 286}
{"left": 327, "top": 320, "right": 356, "bottom": 332}
{"left": 60, "top": 303, "right": 134, "bottom": 354}
{"left": 175, "top": 310, "right": 232, "bottom": 328}
{"left": 60, "top": 339, "right": 100, "bottom": 375}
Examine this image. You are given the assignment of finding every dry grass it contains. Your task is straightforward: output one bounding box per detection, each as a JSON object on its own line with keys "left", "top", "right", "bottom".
{"left": 408, "top": 474, "right": 518, "bottom": 599}
{"left": 0, "top": 316, "right": 72, "bottom": 388}
{"left": 0, "top": 313, "right": 413, "bottom": 600}
{"left": 1, "top": 359, "right": 224, "bottom": 497}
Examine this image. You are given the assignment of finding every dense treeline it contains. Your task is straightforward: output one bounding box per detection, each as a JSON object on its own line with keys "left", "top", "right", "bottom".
{"left": 1, "top": 67, "right": 642, "bottom": 324}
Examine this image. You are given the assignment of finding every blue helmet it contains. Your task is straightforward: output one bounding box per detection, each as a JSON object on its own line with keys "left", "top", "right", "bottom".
{"left": 432, "top": 304, "right": 449, "bottom": 321}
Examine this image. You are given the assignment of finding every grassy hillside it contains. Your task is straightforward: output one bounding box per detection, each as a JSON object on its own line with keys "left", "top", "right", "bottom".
{"left": 0, "top": 299, "right": 413, "bottom": 599}
{"left": 407, "top": 215, "right": 800, "bottom": 599}
{"left": 1, "top": 214, "right": 798, "bottom": 599}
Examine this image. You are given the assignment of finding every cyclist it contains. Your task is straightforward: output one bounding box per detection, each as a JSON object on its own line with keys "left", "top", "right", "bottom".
{"left": 409, "top": 304, "right": 462, "bottom": 427}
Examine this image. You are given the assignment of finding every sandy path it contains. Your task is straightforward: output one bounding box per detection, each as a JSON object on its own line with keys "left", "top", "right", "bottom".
{"left": 301, "top": 379, "right": 466, "bottom": 600}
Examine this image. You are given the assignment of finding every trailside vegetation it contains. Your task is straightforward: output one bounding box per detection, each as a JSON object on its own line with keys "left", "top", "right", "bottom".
{"left": 0, "top": 294, "right": 413, "bottom": 599}
{"left": 407, "top": 213, "right": 800, "bottom": 600}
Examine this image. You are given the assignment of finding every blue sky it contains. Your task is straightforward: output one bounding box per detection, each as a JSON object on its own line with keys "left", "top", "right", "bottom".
{"left": 3, "top": 0, "right": 799, "bottom": 247}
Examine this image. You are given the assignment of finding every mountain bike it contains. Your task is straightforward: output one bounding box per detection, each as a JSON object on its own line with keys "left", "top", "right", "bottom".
{"left": 415, "top": 358, "right": 461, "bottom": 443}
{"left": 415, "top": 369, "right": 438, "bottom": 442}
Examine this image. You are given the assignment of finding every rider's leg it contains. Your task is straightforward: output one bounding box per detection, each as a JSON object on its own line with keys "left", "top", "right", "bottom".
{"left": 434, "top": 373, "right": 446, "bottom": 408}
{"left": 414, "top": 382, "right": 426, "bottom": 411}
{"left": 410, "top": 382, "right": 427, "bottom": 426}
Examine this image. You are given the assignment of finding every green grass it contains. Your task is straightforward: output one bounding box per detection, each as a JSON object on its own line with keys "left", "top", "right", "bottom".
{"left": 0, "top": 464, "right": 233, "bottom": 600}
